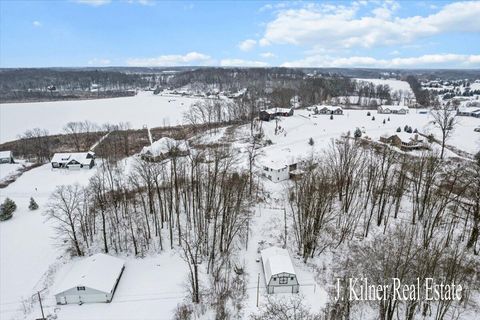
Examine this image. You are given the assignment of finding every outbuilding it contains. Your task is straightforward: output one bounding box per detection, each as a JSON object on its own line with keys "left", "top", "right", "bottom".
{"left": 261, "top": 247, "right": 299, "bottom": 294}
{"left": 51, "top": 151, "right": 95, "bottom": 169}
{"left": 0, "top": 151, "right": 14, "bottom": 164}
{"left": 54, "top": 253, "right": 125, "bottom": 305}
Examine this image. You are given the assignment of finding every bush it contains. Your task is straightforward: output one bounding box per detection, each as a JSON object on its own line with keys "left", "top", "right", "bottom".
{"left": 0, "top": 198, "right": 17, "bottom": 221}
{"left": 383, "top": 119, "right": 386, "bottom": 124}
{"left": 308, "top": 137, "right": 314, "bottom": 146}
{"left": 330, "top": 114, "right": 334, "bottom": 120}
{"left": 29, "top": 197, "right": 39, "bottom": 210}
{"left": 388, "top": 117, "right": 390, "bottom": 121}
{"left": 372, "top": 116, "right": 375, "bottom": 121}
{"left": 367, "top": 111, "right": 371, "bottom": 116}
{"left": 396, "top": 127, "right": 402, "bottom": 132}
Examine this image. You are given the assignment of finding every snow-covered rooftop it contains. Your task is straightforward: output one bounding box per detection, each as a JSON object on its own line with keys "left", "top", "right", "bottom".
{"left": 0, "top": 150, "right": 12, "bottom": 158}
{"left": 379, "top": 105, "right": 409, "bottom": 111}
{"left": 263, "top": 107, "right": 292, "bottom": 115}
{"left": 54, "top": 253, "right": 125, "bottom": 295}
{"left": 261, "top": 247, "right": 296, "bottom": 281}
{"left": 141, "top": 137, "right": 189, "bottom": 157}
{"left": 316, "top": 105, "right": 343, "bottom": 111}
{"left": 51, "top": 152, "right": 94, "bottom": 166}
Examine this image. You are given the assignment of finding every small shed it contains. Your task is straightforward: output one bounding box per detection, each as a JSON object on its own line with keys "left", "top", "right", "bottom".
{"left": 0, "top": 151, "right": 14, "bottom": 164}
{"left": 261, "top": 247, "right": 299, "bottom": 294}
{"left": 54, "top": 253, "right": 125, "bottom": 305}
{"left": 51, "top": 152, "right": 95, "bottom": 169}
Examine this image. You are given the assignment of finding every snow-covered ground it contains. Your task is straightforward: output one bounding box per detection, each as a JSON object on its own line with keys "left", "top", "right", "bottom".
{"left": 49, "top": 253, "right": 187, "bottom": 320}
{"left": 0, "top": 165, "right": 96, "bottom": 319}
{"left": 0, "top": 92, "right": 198, "bottom": 143}
{"left": 0, "top": 162, "right": 26, "bottom": 182}
{"left": 256, "top": 109, "right": 479, "bottom": 166}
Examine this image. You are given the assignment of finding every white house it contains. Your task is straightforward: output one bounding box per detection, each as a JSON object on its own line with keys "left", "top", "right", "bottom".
{"left": 140, "top": 137, "right": 189, "bottom": 162}
{"left": 377, "top": 105, "right": 410, "bottom": 114}
{"left": 54, "top": 253, "right": 125, "bottom": 305}
{"left": 261, "top": 247, "right": 299, "bottom": 294}
{"left": 259, "top": 159, "right": 298, "bottom": 183}
{"left": 0, "top": 151, "right": 14, "bottom": 164}
{"left": 51, "top": 151, "right": 95, "bottom": 169}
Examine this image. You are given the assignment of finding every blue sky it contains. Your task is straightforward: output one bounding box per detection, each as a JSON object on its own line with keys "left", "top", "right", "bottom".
{"left": 0, "top": 0, "right": 479, "bottom": 68}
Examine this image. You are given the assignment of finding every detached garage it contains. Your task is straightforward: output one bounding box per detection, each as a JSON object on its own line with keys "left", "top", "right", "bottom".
{"left": 54, "top": 253, "right": 125, "bottom": 305}
{"left": 261, "top": 247, "right": 299, "bottom": 294}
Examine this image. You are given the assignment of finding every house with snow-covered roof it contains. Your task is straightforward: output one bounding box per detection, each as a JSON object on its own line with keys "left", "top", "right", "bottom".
{"left": 259, "top": 107, "right": 294, "bottom": 121}
{"left": 377, "top": 105, "right": 409, "bottom": 114}
{"left": 258, "top": 158, "right": 298, "bottom": 183}
{"left": 380, "top": 133, "right": 427, "bottom": 151}
{"left": 261, "top": 247, "right": 299, "bottom": 294}
{"left": 51, "top": 151, "right": 95, "bottom": 169}
{"left": 0, "top": 150, "right": 14, "bottom": 164}
{"left": 314, "top": 105, "right": 343, "bottom": 115}
{"left": 140, "top": 137, "right": 189, "bottom": 162}
{"left": 457, "top": 106, "right": 480, "bottom": 118}
{"left": 54, "top": 253, "right": 125, "bottom": 304}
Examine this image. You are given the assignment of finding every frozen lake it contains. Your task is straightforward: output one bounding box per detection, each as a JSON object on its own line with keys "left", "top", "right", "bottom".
{"left": 0, "top": 92, "right": 198, "bottom": 143}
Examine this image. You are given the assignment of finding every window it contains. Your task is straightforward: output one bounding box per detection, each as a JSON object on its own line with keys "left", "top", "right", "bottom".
{"left": 77, "top": 286, "right": 85, "bottom": 291}
{"left": 290, "top": 277, "right": 294, "bottom": 281}
{"left": 273, "top": 277, "right": 277, "bottom": 281}
{"left": 279, "top": 276, "right": 288, "bottom": 284}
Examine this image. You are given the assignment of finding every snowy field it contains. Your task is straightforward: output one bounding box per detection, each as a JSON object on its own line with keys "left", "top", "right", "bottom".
{"left": 355, "top": 78, "right": 413, "bottom": 94}
{"left": 0, "top": 92, "right": 198, "bottom": 143}
{"left": 0, "top": 165, "right": 96, "bottom": 319}
{"left": 0, "top": 162, "right": 25, "bottom": 182}
{"left": 257, "top": 109, "right": 479, "bottom": 166}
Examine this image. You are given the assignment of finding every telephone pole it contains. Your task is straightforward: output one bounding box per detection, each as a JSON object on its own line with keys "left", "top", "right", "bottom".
{"left": 256, "top": 273, "right": 260, "bottom": 307}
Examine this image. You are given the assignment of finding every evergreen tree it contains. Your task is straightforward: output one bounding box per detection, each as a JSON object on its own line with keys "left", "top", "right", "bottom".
{"left": 330, "top": 114, "right": 334, "bottom": 120}
{"left": 354, "top": 128, "right": 362, "bottom": 138}
{"left": 372, "top": 116, "right": 375, "bottom": 121}
{"left": 29, "top": 197, "right": 39, "bottom": 211}
{"left": 308, "top": 137, "right": 314, "bottom": 146}
{"left": 383, "top": 119, "right": 386, "bottom": 124}
{"left": 396, "top": 127, "right": 402, "bottom": 132}
{"left": 367, "top": 111, "right": 371, "bottom": 116}
{"left": 0, "top": 198, "right": 16, "bottom": 221}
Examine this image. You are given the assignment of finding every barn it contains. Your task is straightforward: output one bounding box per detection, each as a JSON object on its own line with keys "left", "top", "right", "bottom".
{"left": 51, "top": 151, "right": 95, "bottom": 169}
{"left": 261, "top": 247, "right": 299, "bottom": 294}
{"left": 54, "top": 254, "right": 125, "bottom": 305}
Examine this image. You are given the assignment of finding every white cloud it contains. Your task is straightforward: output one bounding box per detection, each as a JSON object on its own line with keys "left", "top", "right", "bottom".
{"left": 260, "top": 52, "right": 275, "bottom": 58}
{"left": 220, "top": 59, "right": 269, "bottom": 67}
{"left": 281, "top": 54, "right": 480, "bottom": 68}
{"left": 74, "top": 0, "right": 111, "bottom": 6}
{"left": 126, "top": 52, "right": 212, "bottom": 66}
{"left": 88, "top": 58, "right": 111, "bottom": 66}
{"left": 32, "top": 21, "right": 42, "bottom": 27}
{"left": 260, "top": 1, "right": 480, "bottom": 50}
{"left": 238, "top": 39, "right": 257, "bottom": 52}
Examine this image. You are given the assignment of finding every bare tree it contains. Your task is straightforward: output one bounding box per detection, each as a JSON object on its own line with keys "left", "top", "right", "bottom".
{"left": 430, "top": 105, "right": 458, "bottom": 159}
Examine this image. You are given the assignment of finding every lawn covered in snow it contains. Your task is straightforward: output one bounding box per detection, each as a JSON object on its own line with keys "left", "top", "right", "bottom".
{"left": 257, "top": 109, "right": 479, "bottom": 166}
{"left": 0, "top": 165, "right": 96, "bottom": 319}
{"left": 0, "top": 92, "right": 198, "bottom": 143}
